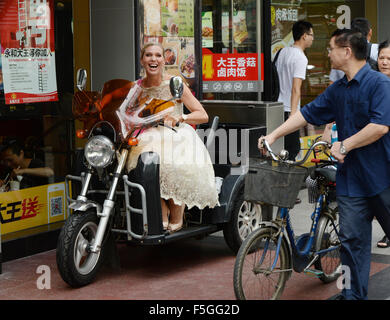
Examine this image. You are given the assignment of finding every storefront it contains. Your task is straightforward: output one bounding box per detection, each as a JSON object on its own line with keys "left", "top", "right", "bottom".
{"left": 0, "top": 0, "right": 74, "bottom": 267}
{"left": 0, "top": 0, "right": 380, "bottom": 268}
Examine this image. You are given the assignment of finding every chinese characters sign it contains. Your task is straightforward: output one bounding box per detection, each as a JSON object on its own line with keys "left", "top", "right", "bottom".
{"left": 0, "top": 182, "right": 67, "bottom": 235}
{"left": 274, "top": 7, "right": 298, "bottom": 23}
{"left": 202, "top": 49, "right": 260, "bottom": 93}
{"left": 0, "top": 0, "right": 58, "bottom": 105}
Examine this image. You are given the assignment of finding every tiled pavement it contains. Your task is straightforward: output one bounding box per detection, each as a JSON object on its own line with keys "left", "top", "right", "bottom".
{"left": 1, "top": 190, "right": 390, "bottom": 300}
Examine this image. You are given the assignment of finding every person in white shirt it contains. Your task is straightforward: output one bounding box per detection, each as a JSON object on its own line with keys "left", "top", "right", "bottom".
{"left": 275, "top": 20, "right": 314, "bottom": 162}
{"left": 329, "top": 17, "right": 378, "bottom": 84}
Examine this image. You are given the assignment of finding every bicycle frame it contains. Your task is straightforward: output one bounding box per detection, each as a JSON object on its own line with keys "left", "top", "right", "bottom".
{"left": 267, "top": 193, "right": 339, "bottom": 274}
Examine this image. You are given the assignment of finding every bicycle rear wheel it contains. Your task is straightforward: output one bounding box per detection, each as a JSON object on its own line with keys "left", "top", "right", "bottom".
{"left": 233, "top": 227, "right": 291, "bottom": 300}
{"left": 314, "top": 209, "right": 342, "bottom": 283}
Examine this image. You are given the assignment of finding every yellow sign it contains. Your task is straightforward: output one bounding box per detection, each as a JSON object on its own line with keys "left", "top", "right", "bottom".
{"left": 0, "top": 182, "right": 68, "bottom": 235}
{"left": 297, "top": 134, "right": 329, "bottom": 167}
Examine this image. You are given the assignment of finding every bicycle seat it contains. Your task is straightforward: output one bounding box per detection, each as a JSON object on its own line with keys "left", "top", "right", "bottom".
{"left": 314, "top": 167, "right": 336, "bottom": 183}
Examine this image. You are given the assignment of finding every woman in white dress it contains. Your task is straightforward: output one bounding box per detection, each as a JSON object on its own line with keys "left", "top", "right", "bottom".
{"left": 126, "top": 42, "right": 218, "bottom": 232}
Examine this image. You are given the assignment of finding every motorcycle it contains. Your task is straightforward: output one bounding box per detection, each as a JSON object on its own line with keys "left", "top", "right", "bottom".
{"left": 56, "top": 69, "right": 272, "bottom": 287}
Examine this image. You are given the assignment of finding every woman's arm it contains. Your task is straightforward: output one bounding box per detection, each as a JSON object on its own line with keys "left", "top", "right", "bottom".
{"left": 164, "top": 84, "right": 208, "bottom": 127}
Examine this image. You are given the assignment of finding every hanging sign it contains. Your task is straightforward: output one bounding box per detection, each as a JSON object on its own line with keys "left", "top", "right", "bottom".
{"left": 0, "top": 0, "right": 58, "bottom": 105}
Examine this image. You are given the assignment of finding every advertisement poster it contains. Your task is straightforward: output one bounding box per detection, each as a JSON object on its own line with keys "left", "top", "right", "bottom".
{"left": 0, "top": 182, "right": 68, "bottom": 235}
{"left": 0, "top": 0, "right": 58, "bottom": 105}
{"left": 142, "top": 0, "right": 196, "bottom": 89}
{"left": 233, "top": 11, "right": 248, "bottom": 45}
{"left": 161, "top": 0, "right": 194, "bottom": 37}
{"left": 202, "top": 48, "right": 259, "bottom": 93}
{"left": 201, "top": 11, "right": 213, "bottom": 48}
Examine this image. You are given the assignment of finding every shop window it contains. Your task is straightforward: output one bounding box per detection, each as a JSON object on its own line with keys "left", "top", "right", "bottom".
{"left": 201, "top": 0, "right": 260, "bottom": 101}
{"left": 270, "top": 0, "right": 364, "bottom": 106}
{"left": 0, "top": 0, "right": 74, "bottom": 187}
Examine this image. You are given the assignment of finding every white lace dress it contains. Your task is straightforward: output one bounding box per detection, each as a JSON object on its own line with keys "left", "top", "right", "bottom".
{"left": 126, "top": 80, "right": 219, "bottom": 210}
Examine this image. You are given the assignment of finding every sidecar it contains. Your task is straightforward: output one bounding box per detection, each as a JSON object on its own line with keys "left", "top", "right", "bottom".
{"left": 57, "top": 70, "right": 272, "bottom": 287}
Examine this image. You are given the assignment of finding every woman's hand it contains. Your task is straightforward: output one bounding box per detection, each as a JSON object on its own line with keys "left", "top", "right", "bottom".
{"left": 163, "top": 114, "right": 180, "bottom": 127}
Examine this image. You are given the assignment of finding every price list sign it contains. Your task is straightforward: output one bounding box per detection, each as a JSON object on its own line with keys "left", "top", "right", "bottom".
{"left": 0, "top": 0, "right": 58, "bottom": 104}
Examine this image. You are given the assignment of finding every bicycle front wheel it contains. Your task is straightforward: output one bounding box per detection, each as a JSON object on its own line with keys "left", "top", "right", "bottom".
{"left": 314, "top": 209, "right": 342, "bottom": 283}
{"left": 233, "top": 227, "right": 291, "bottom": 300}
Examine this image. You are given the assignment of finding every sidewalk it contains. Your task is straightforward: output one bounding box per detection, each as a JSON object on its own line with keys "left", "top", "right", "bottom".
{"left": 0, "top": 189, "right": 390, "bottom": 300}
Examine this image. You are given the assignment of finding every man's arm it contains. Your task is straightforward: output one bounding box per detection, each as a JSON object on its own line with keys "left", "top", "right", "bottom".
{"left": 14, "top": 167, "right": 54, "bottom": 178}
{"left": 258, "top": 111, "right": 307, "bottom": 149}
{"left": 290, "top": 77, "right": 303, "bottom": 116}
{"left": 331, "top": 123, "right": 389, "bottom": 163}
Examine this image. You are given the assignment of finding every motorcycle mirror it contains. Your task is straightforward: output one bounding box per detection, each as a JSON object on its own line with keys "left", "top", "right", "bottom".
{"left": 169, "top": 76, "right": 184, "bottom": 99}
{"left": 76, "top": 69, "right": 88, "bottom": 91}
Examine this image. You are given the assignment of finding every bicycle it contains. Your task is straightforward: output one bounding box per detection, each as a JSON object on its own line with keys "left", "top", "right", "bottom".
{"left": 234, "top": 140, "right": 341, "bottom": 300}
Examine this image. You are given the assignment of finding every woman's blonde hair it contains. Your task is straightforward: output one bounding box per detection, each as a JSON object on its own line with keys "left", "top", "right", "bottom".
{"left": 140, "top": 42, "right": 164, "bottom": 59}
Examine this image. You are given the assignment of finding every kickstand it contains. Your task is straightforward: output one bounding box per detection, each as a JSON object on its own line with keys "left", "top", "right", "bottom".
{"left": 104, "top": 232, "right": 121, "bottom": 271}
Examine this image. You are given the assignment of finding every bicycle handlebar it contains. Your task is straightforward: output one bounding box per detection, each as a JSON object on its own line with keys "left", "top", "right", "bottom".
{"left": 261, "top": 138, "right": 331, "bottom": 166}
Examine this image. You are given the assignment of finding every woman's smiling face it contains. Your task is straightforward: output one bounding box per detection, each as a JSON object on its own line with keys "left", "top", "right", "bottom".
{"left": 141, "top": 45, "right": 165, "bottom": 77}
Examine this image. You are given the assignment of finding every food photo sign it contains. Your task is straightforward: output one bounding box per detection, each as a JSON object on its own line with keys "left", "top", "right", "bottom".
{"left": 141, "top": 0, "right": 196, "bottom": 89}
{"left": 0, "top": 0, "right": 58, "bottom": 105}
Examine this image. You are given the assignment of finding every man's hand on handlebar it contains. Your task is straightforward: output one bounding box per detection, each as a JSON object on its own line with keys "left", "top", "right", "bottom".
{"left": 258, "top": 135, "right": 276, "bottom": 156}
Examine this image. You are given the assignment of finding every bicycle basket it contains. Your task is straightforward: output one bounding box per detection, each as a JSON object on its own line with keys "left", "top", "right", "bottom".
{"left": 244, "top": 158, "right": 307, "bottom": 208}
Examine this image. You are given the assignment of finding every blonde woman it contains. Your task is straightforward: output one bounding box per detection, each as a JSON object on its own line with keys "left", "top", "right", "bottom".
{"left": 127, "top": 43, "right": 219, "bottom": 232}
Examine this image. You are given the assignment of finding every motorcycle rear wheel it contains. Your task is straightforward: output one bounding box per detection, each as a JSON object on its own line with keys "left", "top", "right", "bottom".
{"left": 56, "top": 210, "right": 105, "bottom": 287}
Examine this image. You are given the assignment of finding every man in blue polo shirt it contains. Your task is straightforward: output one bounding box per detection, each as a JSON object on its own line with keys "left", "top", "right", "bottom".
{"left": 259, "top": 29, "right": 390, "bottom": 300}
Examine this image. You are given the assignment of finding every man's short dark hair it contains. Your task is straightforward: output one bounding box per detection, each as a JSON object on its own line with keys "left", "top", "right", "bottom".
{"left": 331, "top": 28, "right": 367, "bottom": 61}
{"left": 292, "top": 20, "right": 313, "bottom": 42}
{"left": 351, "top": 17, "right": 371, "bottom": 38}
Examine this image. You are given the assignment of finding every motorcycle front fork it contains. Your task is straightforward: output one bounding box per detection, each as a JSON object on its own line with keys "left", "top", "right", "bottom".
{"left": 85, "top": 148, "right": 129, "bottom": 253}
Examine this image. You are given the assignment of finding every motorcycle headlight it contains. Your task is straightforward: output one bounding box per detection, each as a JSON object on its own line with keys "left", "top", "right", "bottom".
{"left": 84, "top": 135, "right": 115, "bottom": 168}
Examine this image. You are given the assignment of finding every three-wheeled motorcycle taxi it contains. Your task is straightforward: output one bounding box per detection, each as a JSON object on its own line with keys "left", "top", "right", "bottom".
{"left": 56, "top": 69, "right": 273, "bottom": 287}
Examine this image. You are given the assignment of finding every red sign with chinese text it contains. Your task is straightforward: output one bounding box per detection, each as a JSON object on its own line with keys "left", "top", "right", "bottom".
{"left": 202, "top": 48, "right": 259, "bottom": 82}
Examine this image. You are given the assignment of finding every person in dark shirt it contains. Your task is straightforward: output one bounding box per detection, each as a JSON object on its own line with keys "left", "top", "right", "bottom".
{"left": 0, "top": 139, "right": 54, "bottom": 189}
{"left": 259, "top": 29, "right": 390, "bottom": 300}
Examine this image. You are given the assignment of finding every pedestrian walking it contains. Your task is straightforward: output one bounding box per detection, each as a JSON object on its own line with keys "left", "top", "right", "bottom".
{"left": 274, "top": 20, "right": 314, "bottom": 162}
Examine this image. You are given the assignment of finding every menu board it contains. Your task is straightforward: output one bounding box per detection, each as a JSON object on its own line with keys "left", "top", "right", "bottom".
{"left": 142, "top": 0, "right": 196, "bottom": 88}
{"left": 0, "top": 0, "right": 58, "bottom": 105}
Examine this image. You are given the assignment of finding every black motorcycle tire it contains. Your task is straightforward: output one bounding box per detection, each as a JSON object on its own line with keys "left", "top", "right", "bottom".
{"left": 223, "top": 188, "right": 273, "bottom": 254}
{"left": 56, "top": 210, "right": 105, "bottom": 287}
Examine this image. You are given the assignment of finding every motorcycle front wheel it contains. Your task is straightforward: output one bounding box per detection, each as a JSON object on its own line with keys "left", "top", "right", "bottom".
{"left": 56, "top": 210, "right": 105, "bottom": 287}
